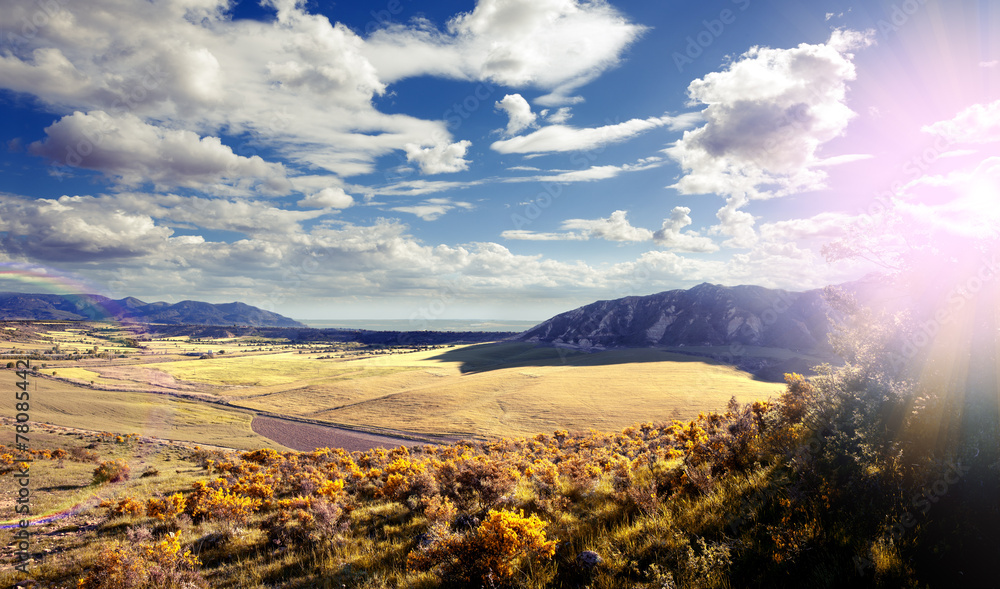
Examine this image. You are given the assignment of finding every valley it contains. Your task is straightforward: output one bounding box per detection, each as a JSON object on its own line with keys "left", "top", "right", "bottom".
{"left": 3, "top": 321, "right": 783, "bottom": 449}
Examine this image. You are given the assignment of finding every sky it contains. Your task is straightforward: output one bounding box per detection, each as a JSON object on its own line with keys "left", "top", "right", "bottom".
{"left": 0, "top": 0, "right": 997, "bottom": 321}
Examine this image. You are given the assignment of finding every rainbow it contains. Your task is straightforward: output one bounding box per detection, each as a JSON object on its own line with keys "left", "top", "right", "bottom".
{"left": 0, "top": 264, "right": 160, "bottom": 527}
{"left": 0, "top": 263, "right": 137, "bottom": 323}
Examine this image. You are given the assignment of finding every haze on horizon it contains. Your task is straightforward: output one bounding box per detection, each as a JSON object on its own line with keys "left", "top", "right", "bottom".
{"left": 0, "top": 0, "right": 996, "bottom": 321}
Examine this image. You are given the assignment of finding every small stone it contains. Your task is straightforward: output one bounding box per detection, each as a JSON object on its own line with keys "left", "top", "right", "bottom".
{"left": 576, "top": 550, "right": 602, "bottom": 570}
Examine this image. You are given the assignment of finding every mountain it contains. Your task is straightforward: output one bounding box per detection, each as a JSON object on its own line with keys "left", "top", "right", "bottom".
{"left": 519, "top": 282, "right": 835, "bottom": 353}
{"left": 0, "top": 292, "right": 304, "bottom": 327}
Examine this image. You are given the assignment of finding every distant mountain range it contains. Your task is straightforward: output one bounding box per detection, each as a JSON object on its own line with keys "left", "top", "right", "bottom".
{"left": 519, "top": 282, "right": 835, "bottom": 353}
{"left": 0, "top": 293, "right": 304, "bottom": 327}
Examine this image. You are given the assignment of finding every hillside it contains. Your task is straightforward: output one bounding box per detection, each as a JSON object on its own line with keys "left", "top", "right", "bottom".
{"left": 519, "top": 283, "right": 833, "bottom": 352}
{"left": 0, "top": 292, "right": 304, "bottom": 327}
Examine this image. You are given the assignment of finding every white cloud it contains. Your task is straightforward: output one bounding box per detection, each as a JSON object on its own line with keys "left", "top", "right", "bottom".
{"left": 758, "top": 212, "right": 852, "bottom": 243}
{"left": 404, "top": 140, "right": 472, "bottom": 174}
{"left": 391, "top": 198, "right": 474, "bottom": 221}
{"left": 505, "top": 206, "right": 718, "bottom": 252}
{"left": 897, "top": 156, "right": 1000, "bottom": 239}
{"left": 495, "top": 94, "right": 537, "bottom": 136}
{"left": 0, "top": 189, "right": 859, "bottom": 313}
{"left": 938, "top": 149, "right": 979, "bottom": 159}
{"left": 0, "top": 194, "right": 173, "bottom": 261}
{"left": 652, "top": 207, "right": 719, "bottom": 253}
{"left": 501, "top": 229, "right": 586, "bottom": 241}
{"left": 922, "top": 100, "right": 1000, "bottom": 144}
{"left": 503, "top": 157, "right": 667, "bottom": 183}
{"left": 502, "top": 210, "right": 654, "bottom": 243}
{"left": 364, "top": 0, "right": 646, "bottom": 105}
{"left": 297, "top": 187, "right": 355, "bottom": 209}
{"left": 811, "top": 153, "right": 874, "bottom": 167}
{"left": 29, "top": 111, "right": 291, "bottom": 193}
{"left": 561, "top": 210, "right": 653, "bottom": 242}
{"left": 0, "top": 0, "right": 454, "bottom": 179}
{"left": 710, "top": 195, "right": 758, "bottom": 249}
{"left": 79, "top": 192, "right": 325, "bottom": 236}
{"left": 665, "top": 29, "right": 873, "bottom": 199}
{"left": 491, "top": 113, "right": 701, "bottom": 154}
{"left": 544, "top": 107, "right": 573, "bottom": 124}
{"left": 364, "top": 179, "right": 485, "bottom": 197}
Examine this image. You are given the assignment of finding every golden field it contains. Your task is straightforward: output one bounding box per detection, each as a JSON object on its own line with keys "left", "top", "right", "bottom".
{"left": 7, "top": 322, "right": 784, "bottom": 444}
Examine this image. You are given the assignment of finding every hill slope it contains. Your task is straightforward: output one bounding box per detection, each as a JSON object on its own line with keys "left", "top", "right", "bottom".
{"left": 519, "top": 282, "right": 833, "bottom": 353}
{"left": 0, "top": 292, "right": 304, "bottom": 327}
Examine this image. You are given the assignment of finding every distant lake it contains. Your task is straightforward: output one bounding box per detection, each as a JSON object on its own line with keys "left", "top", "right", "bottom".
{"left": 296, "top": 319, "right": 540, "bottom": 333}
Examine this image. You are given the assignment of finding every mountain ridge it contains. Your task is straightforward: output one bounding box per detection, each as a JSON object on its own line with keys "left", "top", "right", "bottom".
{"left": 518, "top": 282, "right": 836, "bottom": 353}
{"left": 0, "top": 292, "right": 304, "bottom": 327}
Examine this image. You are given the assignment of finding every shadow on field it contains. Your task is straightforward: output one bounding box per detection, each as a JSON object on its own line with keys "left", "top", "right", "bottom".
{"left": 427, "top": 342, "right": 722, "bottom": 374}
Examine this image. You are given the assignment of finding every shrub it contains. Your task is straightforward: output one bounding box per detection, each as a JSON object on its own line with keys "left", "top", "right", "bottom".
{"left": 185, "top": 481, "right": 260, "bottom": 524}
{"left": 263, "top": 497, "right": 349, "bottom": 548}
{"left": 93, "top": 460, "right": 131, "bottom": 484}
{"left": 77, "top": 531, "right": 204, "bottom": 589}
{"left": 423, "top": 494, "right": 457, "bottom": 526}
{"left": 146, "top": 493, "right": 187, "bottom": 521}
{"left": 102, "top": 497, "right": 144, "bottom": 519}
{"left": 70, "top": 447, "right": 100, "bottom": 463}
{"left": 408, "top": 508, "right": 557, "bottom": 586}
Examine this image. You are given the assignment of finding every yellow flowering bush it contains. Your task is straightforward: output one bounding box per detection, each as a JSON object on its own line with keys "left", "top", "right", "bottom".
{"left": 77, "top": 532, "right": 203, "bottom": 589}
{"left": 408, "top": 508, "right": 556, "bottom": 585}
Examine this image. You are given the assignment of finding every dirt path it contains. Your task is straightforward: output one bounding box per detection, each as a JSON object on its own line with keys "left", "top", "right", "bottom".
{"left": 250, "top": 415, "right": 430, "bottom": 452}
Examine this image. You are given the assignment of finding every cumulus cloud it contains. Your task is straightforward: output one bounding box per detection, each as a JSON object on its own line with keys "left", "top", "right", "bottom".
{"left": 561, "top": 210, "right": 653, "bottom": 242}
{"left": 404, "top": 140, "right": 472, "bottom": 174}
{"left": 264, "top": 2, "right": 385, "bottom": 106}
{"left": 0, "top": 195, "right": 173, "bottom": 261}
{"left": 665, "top": 29, "right": 874, "bottom": 199}
{"left": 711, "top": 195, "right": 758, "bottom": 249}
{"left": 297, "top": 187, "right": 355, "bottom": 209}
{"left": 29, "top": 111, "right": 291, "bottom": 193}
{"left": 364, "top": 0, "right": 646, "bottom": 105}
{"left": 505, "top": 207, "right": 717, "bottom": 250}
{"left": 65, "top": 193, "right": 326, "bottom": 237}
{"left": 922, "top": 99, "right": 1000, "bottom": 144}
{"left": 0, "top": 190, "right": 856, "bottom": 313}
{"left": 501, "top": 210, "right": 651, "bottom": 242}
{"left": 491, "top": 113, "right": 701, "bottom": 154}
{"left": 495, "top": 94, "right": 537, "bottom": 136}
{"left": 391, "top": 198, "right": 474, "bottom": 221}
{"left": 653, "top": 207, "right": 719, "bottom": 252}
{"left": 0, "top": 0, "right": 452, "bottom": 179}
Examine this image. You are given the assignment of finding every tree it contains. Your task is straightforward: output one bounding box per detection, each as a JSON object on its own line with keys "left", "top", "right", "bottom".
{"left": 820, "top": 200, "right": 1000, "bottom": 585}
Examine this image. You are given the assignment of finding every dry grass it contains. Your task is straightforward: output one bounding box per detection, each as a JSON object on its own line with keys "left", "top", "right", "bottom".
{"left": 26, "top": 379, "right": 283, "bottom": 450}
{"left": 235, "top": 345, "right": 781, "bottom": 438}
{"left": 12, "top": 326, "right": 781, "bottom": 445}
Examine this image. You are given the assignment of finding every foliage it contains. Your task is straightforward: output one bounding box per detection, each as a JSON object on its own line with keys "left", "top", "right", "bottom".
{"left": 93, "top": 459, "right": 131, "bottom": 484}
{"left": 77, "top": 531, "right": 204, "bottom": 589}
{"left": 146, "top": 493, "right": 187, "bottom": 521}
{"left": 407, "top": 508, "right": 557, "bottom": 586}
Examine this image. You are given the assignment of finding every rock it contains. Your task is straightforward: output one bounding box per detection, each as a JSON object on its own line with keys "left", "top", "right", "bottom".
{"left": 576, "top": 550, "right": 602, "bottom": 570}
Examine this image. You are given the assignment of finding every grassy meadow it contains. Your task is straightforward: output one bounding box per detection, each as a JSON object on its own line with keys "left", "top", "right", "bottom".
{"left": 10, "top": 323, "right": 783, "bottom": 442}
{"left": 25, "top": 379, "right": 283, "bottom": 451}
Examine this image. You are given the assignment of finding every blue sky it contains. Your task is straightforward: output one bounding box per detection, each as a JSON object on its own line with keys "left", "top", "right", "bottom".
{"left": 0, "top": 0, "right": 997, "bottom": 321}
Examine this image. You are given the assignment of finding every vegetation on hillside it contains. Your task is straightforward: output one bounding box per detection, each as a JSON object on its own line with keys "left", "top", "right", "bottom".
{"left": 5, "top": 284, "right": 997, "bottom": 588}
